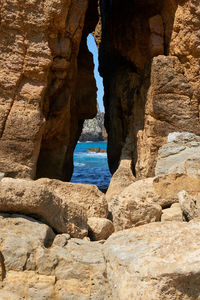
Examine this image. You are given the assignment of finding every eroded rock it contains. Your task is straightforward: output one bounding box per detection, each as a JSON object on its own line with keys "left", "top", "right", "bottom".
{"left": 0, "top": 178, "right": 89, "bottom": 238}
{"left": 156, "top": 132, "right": 200, "bottom": 177}
{"left": 37, "top": 178, "right": 108, "bottom": 219}
{"left": 106, "top": 159, "right": 135, "bottom": 204}
{"left": 88, "top": 217, "right": 114, "bottom": 241}
{"left": 0, "top": 214, "right": 111, "bottom": 299}
{"left": 161, "top": 203, "right": 183, "bottom": 222}
{"left": 104, "top": 221, "right": 200, "bottom": 299}
{"left": 109, "top": 191, "right": 162, "bottom": 231}
{"left": 178, "top": 190, "right": 200, "bottom": 221}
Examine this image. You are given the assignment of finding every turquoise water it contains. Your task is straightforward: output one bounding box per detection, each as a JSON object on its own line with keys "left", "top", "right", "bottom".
{"left": 71, "top": 141, "right": 111, "bottom": 189}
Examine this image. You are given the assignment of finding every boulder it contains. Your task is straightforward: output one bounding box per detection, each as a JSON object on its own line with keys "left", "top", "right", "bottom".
{"left": 1, "top": 214, "right": 200, "bottom": 299}
{"left": 106, "top": 159, "right": 135, "bottom": 204}
{"left": 88, "top": 217, "right": 114, "bottom": 241}
{"left": 0, "top": 213, "right": 110, "bottom": 299}
{"left": 109, "top": 191, "right": 162, "bottom": 231}
{"left": 161, "top": 203, "right": 183, "bottom": 222}
{"left": 0, "top": 178, "right": 89, "bottom": 238}
{"left": 118, "top": 173, "right": 200, "bottom": 209}
{"left": 0, "top": 178, "right": 108, "bottom": 237}
{"left": 178, "top": 190, "right": 200, "bottom": 221}
{"left": 156, "top": 132, "right": 200, "bottom": 177}
{"left": 0, "top": 213, "right": 55, "bottom": 273}
{"left": 37, "top": 178, "right": 108, "bottom": 219}
{"left": 104, "top": 221, "right": 200, "bottom": 299}
{"left": 108, "top": 173, "right": 200, "bottom": 231}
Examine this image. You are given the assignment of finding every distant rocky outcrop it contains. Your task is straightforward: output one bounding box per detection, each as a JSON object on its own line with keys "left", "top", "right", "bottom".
{"left": 87, "top": 147, "right": 106, "bottom": 153}
{"left": 79, "top": 107, "right": 107, "bottom": 142}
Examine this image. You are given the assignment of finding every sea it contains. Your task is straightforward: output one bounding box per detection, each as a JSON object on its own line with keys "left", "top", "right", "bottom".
{"left": 71, "top": 141, "right": 111, "bottom": 190}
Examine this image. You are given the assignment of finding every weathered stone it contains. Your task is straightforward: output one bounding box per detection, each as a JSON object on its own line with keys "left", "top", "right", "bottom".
{"left": 2, "top": 213, "right": 200, "bottom": 298}
{"left": 106, "top": 159, "right": 135, "bottom": 204}
{"left": 104, "top": 221, "right": 200, "bottom": 299}
{"left": 178, "top": 190, "right": 200, "bottom": 221}
{"left": 0, "top": 0, "right": 98, "bottom": 181}
{"left": 156, "top": 132, "right": 200, "bottom": 177}
{"left": 100, "top": 1, "right": 200, "bottom": 179}
{"left": 112, "top": 173, "right": 200, "bottom": 212}
{"left": 79, "top": 106, "right": 106, "bottom": 142}
{"left": 136, "top": 56, "right": 200, "bottom": 178}
{"left": 52, "top": 234, "right": 70, "bottom": 247}
{"left": 109, "top": 178, "right": 162, "bottom": 231}
{"left": 88, "top": 217, "right": 114, "bottom": 241}
{"left": 161, "top": 203, "right": 183, "bottom": 222}
{"left": 0, "top": 178, "right": 88, "bottom": 238}
{"left": 37, "top": 178, "right": 108, "bottom": 219}
{"left": 0, "top": 213, "right": 55, "bottom": 272}
{"left": 0, "top": 214, "right": 111, "bottom": 299}
{"left": 108, "top": 173, "right": 200, "bottom": 231}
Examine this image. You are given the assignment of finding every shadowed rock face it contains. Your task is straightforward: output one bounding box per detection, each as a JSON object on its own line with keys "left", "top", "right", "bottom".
{"left": 99, "top": 0, "right": 200, "bottom": 178}
{"left": 0, "top": 0, "right": 98, "bottom": 181}
{"left": 1, "top": 0, "right": 199, "bottom": 182}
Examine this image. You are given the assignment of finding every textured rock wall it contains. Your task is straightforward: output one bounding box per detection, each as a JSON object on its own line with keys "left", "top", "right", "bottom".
{"left": 0, "top": 0, "right": 98, "bottom": 181}
{"left": 1, "top": 214, "right": 200, "bottom": 299}
{"left": 99, "top": 0, "right": 200, "bottom": 177}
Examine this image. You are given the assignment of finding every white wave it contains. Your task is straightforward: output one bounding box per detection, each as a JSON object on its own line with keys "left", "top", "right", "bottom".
{"left": 74, "top": 162, "right": 86, "bottom": 167}
{"left": 87, "top": 152, "right": 107, "bottom": 157}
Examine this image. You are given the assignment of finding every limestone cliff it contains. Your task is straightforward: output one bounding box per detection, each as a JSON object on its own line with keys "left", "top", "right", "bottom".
{"left": 0, "top": 0, "right": 98, "bottom": 181}
{"left": 99, "top": 0, "right": 200, "bottom": 177}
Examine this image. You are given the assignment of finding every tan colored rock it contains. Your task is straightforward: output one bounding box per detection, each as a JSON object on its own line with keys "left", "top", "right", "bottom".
{"left": 109, "top": 172, "right": 200, "bottom": 232}
{"left": 114, "top": 173, "right": 200, "bottom": 210}
{"left": 37, "top": 178, "right": 108, "bottom": 219}
{"left": 0, "top": 178, "right": 88, "bottom": 238}
{"left": 0, "top": 214, "right": 111, "bottom": 299}
{"left": 109, "top": 190, "right": 162, "bottom": 231}
{"left": 161, "top": 203, "right": 183, "bottom": 222}
{"left": 136, "top": 55, "right": 200, "bottom": 178}
{"left": 0, "top": 177, "right": 108, "bottom": 237}
{"left": 100, "top": 2, "right": 200, "bottom": 179}
{"left": 178, "top": 190, "right": 200, "bottom": 221}
{"left": 0, "top": 213, "right": 55, "bottom": 273}
{"left": 52, "top": 234, "right": 70, "bottom": 247}
{"left": 104, "top": 221, "right": 200, "bottom": 299}
{"left": 2, "top": 213, "right": 200, "bottom": 299}
{"left": 156, "top": 132, "right": 200, "bottom": 177}
{"left": 0, "top": 0, "right": 98, "bottom": 181}
{"left": 106, "top": 159, "right": 135, "bottom": 203}
{"left": 88, "top": 217, "right": 114, "bottom": 241}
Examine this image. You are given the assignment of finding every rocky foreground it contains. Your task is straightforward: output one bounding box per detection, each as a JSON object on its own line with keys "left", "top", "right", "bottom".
{"left": 0, "top": 132, "right": 199, "bottom": 299}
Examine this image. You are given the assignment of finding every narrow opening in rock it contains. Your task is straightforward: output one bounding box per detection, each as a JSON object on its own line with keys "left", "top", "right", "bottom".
{"left": 71, "top": 34, "right": 111, "bottom": 191}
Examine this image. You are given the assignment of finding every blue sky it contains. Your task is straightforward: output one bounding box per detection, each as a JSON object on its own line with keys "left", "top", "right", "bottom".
{"left": 87, "top": 34, "right": 104, "bottom": 112}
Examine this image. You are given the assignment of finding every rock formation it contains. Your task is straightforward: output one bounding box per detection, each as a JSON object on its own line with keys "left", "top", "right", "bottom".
{"left": 99, "top": 0, "right": 200, "bottom": 177}
{"left": 0, "top": 0, "right": 98, "bottom": 181}
{"left": 79, "top": 106, "right": 107, "bottom": 142}
{"left": 0, "top": 0, "right": 200, "bottom": 299}
{"left": 1, "top": 214, "right": 200, "bottom": 299}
